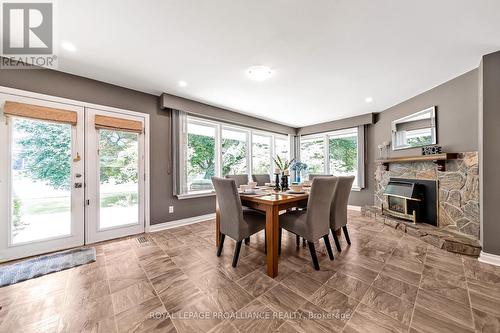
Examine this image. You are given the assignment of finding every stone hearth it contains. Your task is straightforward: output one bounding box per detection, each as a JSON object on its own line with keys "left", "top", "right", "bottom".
{"left": 362, "top": 206, "right": 481, "bottom": 256}
{"left": 374, "top": 152, "right": 480, "bottom": 239}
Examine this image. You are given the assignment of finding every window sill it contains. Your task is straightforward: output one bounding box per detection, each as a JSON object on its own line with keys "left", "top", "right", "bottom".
{"left": 177, "top": 191, "right": 216, "bottom": 200}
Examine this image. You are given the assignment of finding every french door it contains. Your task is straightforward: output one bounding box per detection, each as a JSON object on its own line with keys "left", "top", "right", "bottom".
{"left": 0, "top": 92, "right": 147, "bottom": 262}
{"left": 0, "top": 94, "right": 85, "bottom": 261}
{"left": 85, "top": 108, "right": 145, "bottom": 243}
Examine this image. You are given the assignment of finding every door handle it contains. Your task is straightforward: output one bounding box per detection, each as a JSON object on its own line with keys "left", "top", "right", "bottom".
{"left": 74, "top": 182, "right": 83, "bottom": 189}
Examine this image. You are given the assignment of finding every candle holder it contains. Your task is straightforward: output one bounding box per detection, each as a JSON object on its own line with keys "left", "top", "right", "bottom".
{"left": 281, "top": 173, "right": 289, "bottom": 192}
{"left": 274, "top": 173, "right": 281, "bottom": 192}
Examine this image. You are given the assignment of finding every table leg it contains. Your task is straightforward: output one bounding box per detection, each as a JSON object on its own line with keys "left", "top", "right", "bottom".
{"left": 265, "top": 205, "right": 279, "bottom": 278}
{"left": 215, "top": 200, "right": 220, "bottom": 247}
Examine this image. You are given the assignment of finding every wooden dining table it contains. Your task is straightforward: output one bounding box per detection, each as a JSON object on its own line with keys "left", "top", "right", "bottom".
{"left": 215, "top": 189, "right": 309, "bottom": 278}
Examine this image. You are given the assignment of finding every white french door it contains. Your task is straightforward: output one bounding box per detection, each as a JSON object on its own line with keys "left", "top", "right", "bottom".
{"left": 85, "top": 108, "right": 145, "bottom": 243}
{"left": 0, "top": 94, "right": 85, "bottom": 262}
{"left": 0, "top": 91, "right": 148, "bottom": 262}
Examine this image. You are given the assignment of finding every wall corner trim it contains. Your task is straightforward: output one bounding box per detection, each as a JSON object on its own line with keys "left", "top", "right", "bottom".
{"left": 478, "top": 251, "right": 500, "bottom": 267}
{"left": 149, "top": 213, "right": 215, "bottom": 233}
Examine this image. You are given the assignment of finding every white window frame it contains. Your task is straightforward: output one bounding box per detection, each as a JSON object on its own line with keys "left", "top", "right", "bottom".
{"left": 178, "top": 115, "right": 289, "bottom": 199}
{"left": 299, "top": 126, "right": 365, "bottom": 191}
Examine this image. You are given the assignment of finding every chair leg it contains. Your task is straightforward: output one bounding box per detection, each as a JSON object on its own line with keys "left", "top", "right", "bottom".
{"left": 296, "top": 235, "right": 300, "bottom": 248}
{"left": 323, "top": 235, "right": 334, "bottom": 260}
{"left": 342, "top": 226, "right": 351, "bottom": 245}
{"left": 278, "top": 228, "right": 282, "bottom": 255}
{"left": 232, "top": 240, "right": 243, "bottom": 267}
{"left": 331, "top": 228, "right": 342, "bottom": 252}
{"left": 307, "top": 241, "right": 320, "bottom": 270}
{"left": 217, "top": 233, "right": 225, "bottom": 257}
{"left": 302, "top": 237, "right": 306, "bottom": 247}
{"left": 244, "top": 237, "right": 250, "bottom": 245}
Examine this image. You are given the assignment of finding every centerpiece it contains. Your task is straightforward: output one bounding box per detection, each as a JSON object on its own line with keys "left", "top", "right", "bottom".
{"left": 272, "top": 155, "right": 294, "bottom": 191}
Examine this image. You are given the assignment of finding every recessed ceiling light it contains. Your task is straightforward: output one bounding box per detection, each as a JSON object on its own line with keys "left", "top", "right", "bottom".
{"left": 178, "top": 80, "right": 188, "bottom": 87}
{"left": 61, "top": 41, "right": 77, "bottom": 52}
{"left": 365, "top": 97, "right": 373, "bottom": 103}
{"left": 246, "top": 65, "right": 273, "bottom": 81}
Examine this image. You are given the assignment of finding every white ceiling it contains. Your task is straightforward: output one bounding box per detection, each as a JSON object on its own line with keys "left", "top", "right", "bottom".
{"left": 55, "top": 0, "right": 500, "bottom": 127}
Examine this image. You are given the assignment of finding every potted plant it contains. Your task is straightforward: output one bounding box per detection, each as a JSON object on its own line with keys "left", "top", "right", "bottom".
{"left": 290, "top": 161, "right": 308, "bottom": 183}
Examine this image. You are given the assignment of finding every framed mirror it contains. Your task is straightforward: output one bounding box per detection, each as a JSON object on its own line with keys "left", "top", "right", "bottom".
{"left": 392, "top": 106, "right": 436, "bottom": 150}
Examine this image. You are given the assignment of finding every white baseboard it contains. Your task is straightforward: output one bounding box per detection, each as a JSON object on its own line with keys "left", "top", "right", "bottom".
{"left": 348, "top": 205, "right": 362, "bottom": 211}
{"left": 478, "top": 251, "right": 500, "bottom": 267}
{"left": 149, "top": 213, "right": 216, "bottom": 233}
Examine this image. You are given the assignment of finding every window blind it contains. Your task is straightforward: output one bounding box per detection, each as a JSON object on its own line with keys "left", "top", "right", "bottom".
{"left": 3, "top": 101, "right": 77, "bottom": 125}
{"left": 94, "top": 115, "right": 143, "bottom": 133}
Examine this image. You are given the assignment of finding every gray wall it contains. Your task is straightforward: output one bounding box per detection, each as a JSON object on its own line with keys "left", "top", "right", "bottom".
{"left": 0, "top": 68, "right": 294, "bottom": 225}
{"left": 480, "top": 51, "right": 500, "bottom": 256}
{"left": 296, "top": 69, "right": 479, "bottom": 207}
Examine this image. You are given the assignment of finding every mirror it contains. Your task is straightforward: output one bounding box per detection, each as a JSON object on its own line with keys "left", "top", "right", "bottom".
{"left": 392, "top": 106, "right": 436, "bottom": 150}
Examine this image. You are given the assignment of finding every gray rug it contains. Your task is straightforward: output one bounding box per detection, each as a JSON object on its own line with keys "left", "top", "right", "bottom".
{"left": 0, "top": 247, "right": 96, "bottom": 287}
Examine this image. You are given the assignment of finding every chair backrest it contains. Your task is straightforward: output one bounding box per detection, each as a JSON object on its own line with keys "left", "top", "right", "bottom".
{"left": 252, "top": 174, "right": 270, "bottom": 186}
{"left": 330, "top": 176, "right": 355, "bottom": 230}
{"left": 212, "top": 177, "right": 244, "bottom": 240}
{"left": 309, "top": 174, "right": 332, "bottom": 180}
{"left": 225, "top": 174, "right": 249, "bottom": 187}
{"left": 304, "top": 177, "right": 338, "bottom": 240}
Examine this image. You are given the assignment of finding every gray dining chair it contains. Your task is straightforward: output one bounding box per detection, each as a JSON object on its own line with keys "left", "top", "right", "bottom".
{"left": 225, "top": 174, "right": 249, "bottom": 187}
{"left": 309, "top": 174, "right": 332, "bottom": 180}
{"left": 251, "top": 174, "right": 271, "bottom": 186}
{"left": 330, "top": 176, "right": 355, "bottom": 252}
{"left": 279, "top": 177, "right": 337, "bottom": 270}
{"left": 212, "top": 177, "right": 266, "bottom": 267}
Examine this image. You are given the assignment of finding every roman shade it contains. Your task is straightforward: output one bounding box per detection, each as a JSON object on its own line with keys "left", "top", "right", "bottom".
{"left": 94, "top": 115, "right": 143, "bottom": 133}
{"left": 3, "top": 101, "right": 77, "bottom": 125}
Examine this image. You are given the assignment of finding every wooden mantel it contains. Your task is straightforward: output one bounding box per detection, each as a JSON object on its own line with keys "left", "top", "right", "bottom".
{"left": 376, "top": 153, "right": 459, "bottom": 171}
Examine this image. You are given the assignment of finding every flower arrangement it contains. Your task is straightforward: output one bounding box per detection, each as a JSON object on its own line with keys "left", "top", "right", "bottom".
{"left": 290, "top": 161, "right": 308, "bottom": 182}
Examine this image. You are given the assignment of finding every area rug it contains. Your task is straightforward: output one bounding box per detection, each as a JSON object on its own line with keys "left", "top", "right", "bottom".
{"left": 0, "top": 247, "right": 96, "bottom": 287}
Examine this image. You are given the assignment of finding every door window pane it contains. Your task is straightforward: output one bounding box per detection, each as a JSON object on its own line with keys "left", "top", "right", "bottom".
{"left": 11, "top": 118, "right": 72, "bottom": 244}
{"left": 329, "top": 129, "right": 358, "bottom": 184}
{"left": 222, "top": 128, "right": 247, "bottom": 176}
{"left": 99, "top": 129, "right": 139, "bottom": 229}
{"left": 252, "top": 134, "right": 271, "bottom": 174}
{"left": 187, "top": 122, "right": 216, "bottom": 192}
{"left": 300, "top": 137, "right": 325, "bottom": 175}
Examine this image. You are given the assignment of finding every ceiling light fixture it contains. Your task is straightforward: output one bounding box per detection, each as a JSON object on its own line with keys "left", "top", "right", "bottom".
{"left": 178, "top": 80, "right": 188, "bottom": 87}
{"left": 365, "top": 97, "right": 373, "bottom": 103}
{"left": 61, "top": 41, "right": 77, "bottom": 52}
{"left": 246, "top": 65, "right": 273, "bottom": 81}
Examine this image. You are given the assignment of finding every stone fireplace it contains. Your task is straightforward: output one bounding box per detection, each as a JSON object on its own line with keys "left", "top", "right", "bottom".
{"left": 374, "top": 152, "right": 480, "bottom": 240}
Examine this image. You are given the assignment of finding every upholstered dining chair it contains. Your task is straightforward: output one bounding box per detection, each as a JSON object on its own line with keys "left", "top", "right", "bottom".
{"left": 330, "top": 176, "right": 355, "bottom": 252}
{"left": 225, "top": 174, "right": 249, "bottom": 187}
{"left": 308, "top": 174, "right": 332, "bottom": 180}
{"left": 251, "top": 174, "right": 271, "bottom": 186}
{"left": 212, "top": 177, "right": 266, "bottom": 267}
{"left": 279, "top": 177, "right": 337, "bottom": 270}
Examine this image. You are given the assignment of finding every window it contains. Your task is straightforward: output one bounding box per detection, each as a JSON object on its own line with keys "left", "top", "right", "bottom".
{"left": 222, "top": 128, "right": 247, "bottom": 176}
{"left": 176, "top": 114, "right": 290, "bottom": 197}
{"left": 300, "top": 136, "right": 325, "bottom": 174}
{"left": 186, "top": 121, "right": 216, "bottom": 192}
{"left": 300, "top": 126, "right": 364, "bottom": 190}
{"left": 252, "top": 134, "right": 271, "bottom": 174}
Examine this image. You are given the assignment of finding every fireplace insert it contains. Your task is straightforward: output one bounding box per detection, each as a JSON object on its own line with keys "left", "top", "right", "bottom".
{"left": 382, "top": 178, "right": 438, "bottom": 226}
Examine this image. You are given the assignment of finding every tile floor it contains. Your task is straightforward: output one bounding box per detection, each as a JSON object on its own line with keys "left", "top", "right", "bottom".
{"left": 1, "top": 210, "right": 500, "bottom": 332}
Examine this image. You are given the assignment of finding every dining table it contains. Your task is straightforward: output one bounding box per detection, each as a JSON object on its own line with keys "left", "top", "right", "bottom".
{"left": 215, "top": 187, "right": 309, "bottom": 278}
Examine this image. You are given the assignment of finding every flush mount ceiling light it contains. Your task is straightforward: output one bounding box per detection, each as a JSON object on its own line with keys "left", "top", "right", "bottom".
{"left": 61, "top": 41, "right": 77, "bottom": 52}
{"left": 365, "top": 97, "right": 373, "bottom": 103}
{"left": 178, "top": 80, "right": 188, "bottom": 87}
{"left": 246, "top": 65, "right": 273, "bottom": 81}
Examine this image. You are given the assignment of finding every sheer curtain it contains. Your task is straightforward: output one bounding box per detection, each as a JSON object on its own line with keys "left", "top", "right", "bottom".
{"left": 172, "top": 109, "right": 188, "bottom": 195}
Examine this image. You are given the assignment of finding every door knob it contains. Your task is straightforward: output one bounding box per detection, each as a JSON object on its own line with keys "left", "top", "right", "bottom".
{"left": 74, "top": 182, "right": 83, "bottom": 189}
